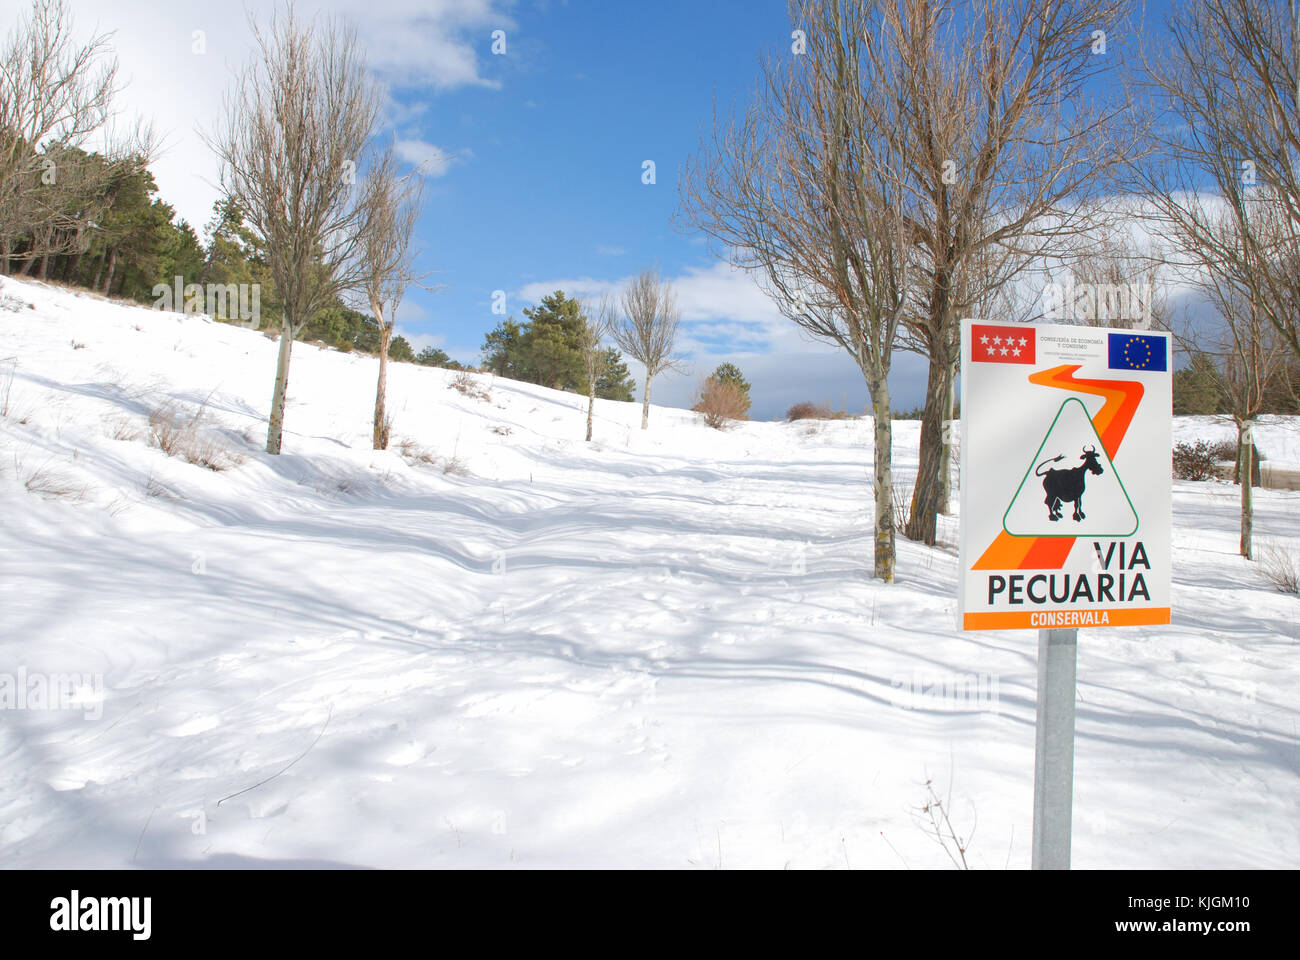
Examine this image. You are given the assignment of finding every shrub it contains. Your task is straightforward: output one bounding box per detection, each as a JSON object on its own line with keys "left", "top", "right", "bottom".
{"left": 787, "top": 400, "right": 855, "bottom": 421}
{"left": 787, "top": 401, "right": 834, "bottom": 421}
{"left": 693, "top": 376, "right": 750, "bottom": 429}
{"left": 709, "top": 363, "right": 752, "bottom": 416}
{"left": 1207, "top": 439, "right": 1237, "bottom": 462}
{"left": 1172, "top": 439, "right": 1218, "bottom": 481}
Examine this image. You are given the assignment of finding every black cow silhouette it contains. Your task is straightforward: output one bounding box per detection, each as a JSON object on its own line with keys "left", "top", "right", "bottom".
{"left": 1035, "top": 445, "right": 1104, "bottom": 522}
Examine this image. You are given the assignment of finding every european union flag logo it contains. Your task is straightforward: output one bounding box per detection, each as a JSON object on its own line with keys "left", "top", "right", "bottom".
{"left": 1108, "top": 333, "right": 1167, "bottom": 371}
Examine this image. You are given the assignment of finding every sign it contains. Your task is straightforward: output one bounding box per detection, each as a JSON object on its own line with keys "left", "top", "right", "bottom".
{"left": 957, "top": 321, "right": 1172, "bottom": 631}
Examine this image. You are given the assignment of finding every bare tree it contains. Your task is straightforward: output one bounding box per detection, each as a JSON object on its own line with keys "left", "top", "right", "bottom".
{"left": 1052, "top": 230, "right": 1167, "bottom": 330}
{"left": 1175, "top": 226, "right": 1290, "bottom": 559}
{"left": 1136, "top": 0, "right": 1300, "bottom": 364}
{"left": 679, "top": 0, "right": 913, "bottom": 581}
{"left": 579, "top": 293, "right": 615, "bottom": 442}
{"left": 356, "top": 138, "right": 427, "bottom": 450}
{"left": 613, "top": 266, "right": 682, "bottom": 430}
{"left": 207, "top": 4, "right": 382, "bottom": 454}
{"left": 880, "top": 0, "right": 1139, "bottom": 546}
{"left": 0, "top": 0, "right": 151, "bottom": 273}
{"left": 1133, "top": 0, "right": 1300, "bottom": 558}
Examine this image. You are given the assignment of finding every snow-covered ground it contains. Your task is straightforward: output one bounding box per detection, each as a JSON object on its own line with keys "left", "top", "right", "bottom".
{"left": 1, "top": 274, "right": 1297, "bottom": 869}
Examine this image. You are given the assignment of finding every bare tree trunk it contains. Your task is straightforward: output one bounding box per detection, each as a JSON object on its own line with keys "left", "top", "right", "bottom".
{"left": 37, "top": 250, "right": 50, "bottom": 280}
{"left": 373, "top": 312, "right": 391, "bottom": 451}
{"left": 267, "top": 323, "right": 295, "bottom": 454}
{"left": 641, "top": 380, "right": 651, "bottom": 430}
{"left": 936, "top": 356, "right": 957, "bottom": 514}
{"left": 1239, "top": 420, "right": 1253, "bottom": 560}
{"left": 586, "top": 378, "right": 596, "bottom": 442}
{"left": 871, "top": 379, "right": 895, "bottom": 583}
{"left": 91, "top": 250, "right": 105, "bottom": 291}
{"left": 907, "top": 341, "right": 953, "bottom": 545}
{"left": 18, "top": 251, "right": 35, "bottom": 276}
{"left": 101, "top": 245, "right": 117, "bottom": 295}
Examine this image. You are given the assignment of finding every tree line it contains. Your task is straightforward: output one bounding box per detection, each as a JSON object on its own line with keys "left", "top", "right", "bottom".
{"left": 679, "top": 0, "right": 1300, "bottom": 579}
{"left": 0, "top": 0, "right": 469, "bottom": 455}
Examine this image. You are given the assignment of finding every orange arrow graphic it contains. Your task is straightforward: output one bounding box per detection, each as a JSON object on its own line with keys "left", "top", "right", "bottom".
{"left": 972, "top": 365, "right": 1144, "bottom": 570}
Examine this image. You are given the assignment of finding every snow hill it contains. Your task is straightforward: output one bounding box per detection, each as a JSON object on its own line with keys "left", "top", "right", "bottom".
{"left": 1, "top": 274, "right": 1297, "bottom": 869}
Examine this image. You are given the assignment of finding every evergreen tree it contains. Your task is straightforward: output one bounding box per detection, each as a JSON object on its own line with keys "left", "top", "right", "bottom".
{"left": 520, "top": 290, "right": 586, "bottom": 391}
{"left": 481, "top": 291, "right": 624, "bottom": 396}
{"left": 389, "top": 335, "right": 415, "bottom": 363}
{"left": 709, "top": 362, "right": 752, "bottom": 417}
{"left": 1173, "top": 354, "right": 1223, "bottom": 415}
{"left": 482, "top": 316, "right": 527, "bottom": 378}
{"left": 595, "top": 347, "right": 635, "bottom": 401}
{"left": 416, "top": 346, "right": 464, "bottom": 370}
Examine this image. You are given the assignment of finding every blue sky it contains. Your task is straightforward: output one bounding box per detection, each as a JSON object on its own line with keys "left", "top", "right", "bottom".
{"left": 8, "top": 0, "right": 1181, "bottom": 419}
{"left": 387, "top": 0, "right": 837, "bottom": 418}
{"left": 379, "top": 0, "right": 1179, "bottom": 419}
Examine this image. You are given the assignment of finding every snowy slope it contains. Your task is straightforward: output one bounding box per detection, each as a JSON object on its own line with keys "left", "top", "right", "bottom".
{"left": 1, "top": 274, "right": 1297, "bottom": 869}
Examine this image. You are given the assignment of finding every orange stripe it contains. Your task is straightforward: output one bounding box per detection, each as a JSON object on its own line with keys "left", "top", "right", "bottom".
{"left": 973, "top": 365, "right": 1145, "bottom": 571}
{"left": 963, "top": 608, "right": 1171, "bottom": 631}
{"left": 972, "top": 531, "right": 1037, "bottom": 570}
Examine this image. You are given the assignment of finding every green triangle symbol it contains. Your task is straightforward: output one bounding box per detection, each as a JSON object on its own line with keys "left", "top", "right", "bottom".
{"left": 1002, "top": 398, "right": 1139, "bottom": 538}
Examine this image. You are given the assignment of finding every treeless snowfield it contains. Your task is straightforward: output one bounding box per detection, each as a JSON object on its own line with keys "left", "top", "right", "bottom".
{"left": 1, "top": 274, "right": 1297, "bottom": 869}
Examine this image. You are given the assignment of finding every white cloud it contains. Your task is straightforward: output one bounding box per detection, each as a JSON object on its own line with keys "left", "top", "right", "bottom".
{"left": 393, "top": 138, "right": 467, "bottom": 177}
{"left": 514, "top": 261, "right": 918, "bottom": 419}
{"left": 396, "top": 328, "right": 447, "bottom": 355}
{"left": 0, "top": 0, "right": 515, "bottom": 229}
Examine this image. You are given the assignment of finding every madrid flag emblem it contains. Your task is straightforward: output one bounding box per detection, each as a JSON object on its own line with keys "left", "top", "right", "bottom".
{"left": 970, "top": 324, "right": 1036, "bottom": 364}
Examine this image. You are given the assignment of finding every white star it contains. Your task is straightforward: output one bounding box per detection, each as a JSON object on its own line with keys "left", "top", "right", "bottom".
{"left": 986, "top": 343, "right": 997, "bottom": 354}
{"left": 993, "top": 336, "right": 1002, "bottom": 345}
{"left": 1000, "top": 346, "right": 1009, "bottom": 356}
{"left": 1018, "top": 337, "right": 1027, "bottom": 347}
{"left": 980, "top": 334, "right": 989, "bottom": 345}
{"left": 1012, "top": 347, "right": 1021, "bottom": 356}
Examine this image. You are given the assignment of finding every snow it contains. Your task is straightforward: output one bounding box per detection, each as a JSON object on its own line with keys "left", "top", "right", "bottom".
{"left": 1, "top": 274, "right": 1297, "bottom": 869}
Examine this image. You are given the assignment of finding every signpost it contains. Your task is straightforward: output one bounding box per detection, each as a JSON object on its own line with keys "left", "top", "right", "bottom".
{"left": 957, "top": 319, "right": 1172, "bottom": 869}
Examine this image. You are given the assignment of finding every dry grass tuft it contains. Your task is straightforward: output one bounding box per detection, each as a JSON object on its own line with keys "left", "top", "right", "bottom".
{"left": 450, "top": 370, "right": 491, "bottom": 401}
{"left": 1259, "top": 542, "right": 1300, "bottom": 595}
{"left": 104, "top": 414, "right": 141, "bottom": 442}
{"left": 148, "top": 402, "right": 244, "bottom": 472}
{"left": 23, "top": 464, "right": 87, "bottom": 502}
{"left": 398, "top": 437, "right": 470, "bottom": 476}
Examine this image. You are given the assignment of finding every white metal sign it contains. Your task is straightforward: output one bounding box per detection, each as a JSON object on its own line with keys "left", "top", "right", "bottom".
{"left": 957, "top": 320, "right": 1172, "bottom": 631}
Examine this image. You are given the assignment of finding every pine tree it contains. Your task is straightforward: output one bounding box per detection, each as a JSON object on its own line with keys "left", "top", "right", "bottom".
{"left": 709, "top": 362, "right": 752, "bottom": 417}
{"left": 482, "top": 317, "right": 526, "bottom": 378}
{"left": 595, "top": 348, "right": 635, "bottom": 401}
{"left": 520, "top": 290, "right": 586, "bottom": 391}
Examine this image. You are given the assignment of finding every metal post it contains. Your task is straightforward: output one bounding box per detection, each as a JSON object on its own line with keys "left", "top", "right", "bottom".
{"left": 1032, "top": 627, "right": 1077, "bottom": 869}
